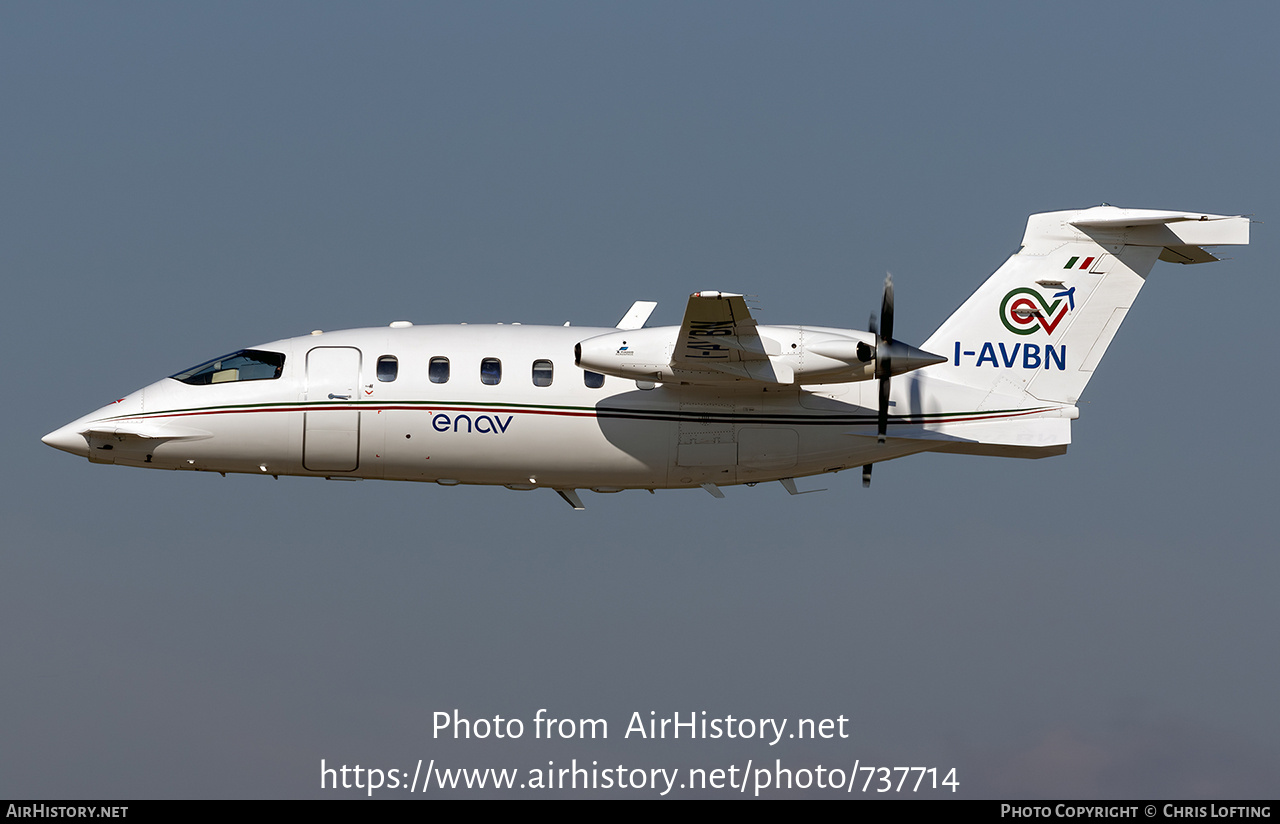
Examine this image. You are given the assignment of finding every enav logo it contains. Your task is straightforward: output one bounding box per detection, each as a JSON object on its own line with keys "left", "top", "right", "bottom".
{"left": 999, "top": 286, "right": 1076, "bottom": 336}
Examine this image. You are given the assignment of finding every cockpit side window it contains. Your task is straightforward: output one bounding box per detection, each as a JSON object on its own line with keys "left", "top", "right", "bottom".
{"left": 170, "top": 350, "right": 285, "bottom": 385}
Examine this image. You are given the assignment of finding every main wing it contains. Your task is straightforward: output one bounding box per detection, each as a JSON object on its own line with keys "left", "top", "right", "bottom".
{"left": 670, "top": 291, "right": 795, "bottom": 384}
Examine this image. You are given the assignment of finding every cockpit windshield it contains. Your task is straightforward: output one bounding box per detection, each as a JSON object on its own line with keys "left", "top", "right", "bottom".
{"left": 170, "top": 349, "right": 285, "bottom": 385}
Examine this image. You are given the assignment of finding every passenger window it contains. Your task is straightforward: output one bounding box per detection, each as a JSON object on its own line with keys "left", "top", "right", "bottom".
{"left": 584, "top": 370, "right": 605, "bottom": 389}
{"left": 480, "top": 358, "right": 502, "bottom": 385}
{"left": 532, "top": 359, "right": 553, "bottom": 387}
{"left": 377, "top": 356, "right": 398, "bottom": 382}
{"left": 429, "top": 357, "right": 450, "bottom": 384}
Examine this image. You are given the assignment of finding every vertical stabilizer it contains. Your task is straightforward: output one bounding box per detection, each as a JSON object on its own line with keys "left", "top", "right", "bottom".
{"left": 922, "top": 206, "right": 1248, "bottom": 405}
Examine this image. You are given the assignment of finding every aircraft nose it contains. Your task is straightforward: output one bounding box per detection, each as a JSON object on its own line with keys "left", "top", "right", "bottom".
{"left": 42, "top": 424, "right": 88, "bottom": 457}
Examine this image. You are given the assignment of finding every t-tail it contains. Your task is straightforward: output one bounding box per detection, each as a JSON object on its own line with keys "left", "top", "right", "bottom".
{"left": 922, "top": 206, "right": 1249, "bottom": 406}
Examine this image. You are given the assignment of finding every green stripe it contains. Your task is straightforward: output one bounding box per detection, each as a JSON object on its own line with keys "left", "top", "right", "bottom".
{"left": 105, "top": 397, "right": 599, "bottom": 421}
{"left": 105, "top": 399, "right": 1055, "bottom": 425}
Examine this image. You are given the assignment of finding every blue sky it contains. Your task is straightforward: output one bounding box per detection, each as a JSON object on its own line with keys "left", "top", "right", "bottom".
{"left": 4, "top": 2, "right": 1277, "bottom": 798}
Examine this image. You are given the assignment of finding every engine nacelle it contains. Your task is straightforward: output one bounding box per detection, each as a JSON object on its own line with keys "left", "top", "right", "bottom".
{"left": 575, "top": 327, "right": 676, "bottom": 382}
{"left": 575, "top": 325, "right": 888, "bottom": 386}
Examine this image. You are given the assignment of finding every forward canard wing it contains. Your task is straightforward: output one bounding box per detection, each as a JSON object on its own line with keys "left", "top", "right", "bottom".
{"left": 74, "top": 421, "right": 213, "bottom": 465}
{"left": 615, "top": 300, "right": 658, "bottom": 331}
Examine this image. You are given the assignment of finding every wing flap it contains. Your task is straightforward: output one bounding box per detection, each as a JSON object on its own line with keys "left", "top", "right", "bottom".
{"left": 686, "top": 358, "right": 795, "bottom": 384}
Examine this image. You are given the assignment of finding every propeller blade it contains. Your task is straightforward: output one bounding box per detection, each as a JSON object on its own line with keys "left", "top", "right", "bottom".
{"left": 878, "top": 370, "right": 890, "bottom": 443}
{"left": 875, "top": 273, "right": 895, "bottom": 444}
{"left": 866, "top": 272, "right": 922, "bottom": 458}
{"left": 879, "top": 273, "right": 894, "bottom": 346}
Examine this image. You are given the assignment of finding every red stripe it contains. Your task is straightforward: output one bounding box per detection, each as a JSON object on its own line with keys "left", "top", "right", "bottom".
{"left": 110, "top": 405, "right": 602, "bottom": 422}
{"left": 105, "top": 404, "right": 1055, "bottom": 426}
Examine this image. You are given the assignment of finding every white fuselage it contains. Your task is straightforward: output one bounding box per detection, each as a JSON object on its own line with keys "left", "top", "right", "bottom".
{"left": 46, "top": 323, "right": 1004, "bottom": 491}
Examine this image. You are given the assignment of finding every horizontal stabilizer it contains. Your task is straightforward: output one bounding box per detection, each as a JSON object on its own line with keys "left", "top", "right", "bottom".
{"left": 1158, "top": 245, "right": 1223, "bottom": 265}
{"left": 1044, "top": 206, "right": 1249, "bottom": 264}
